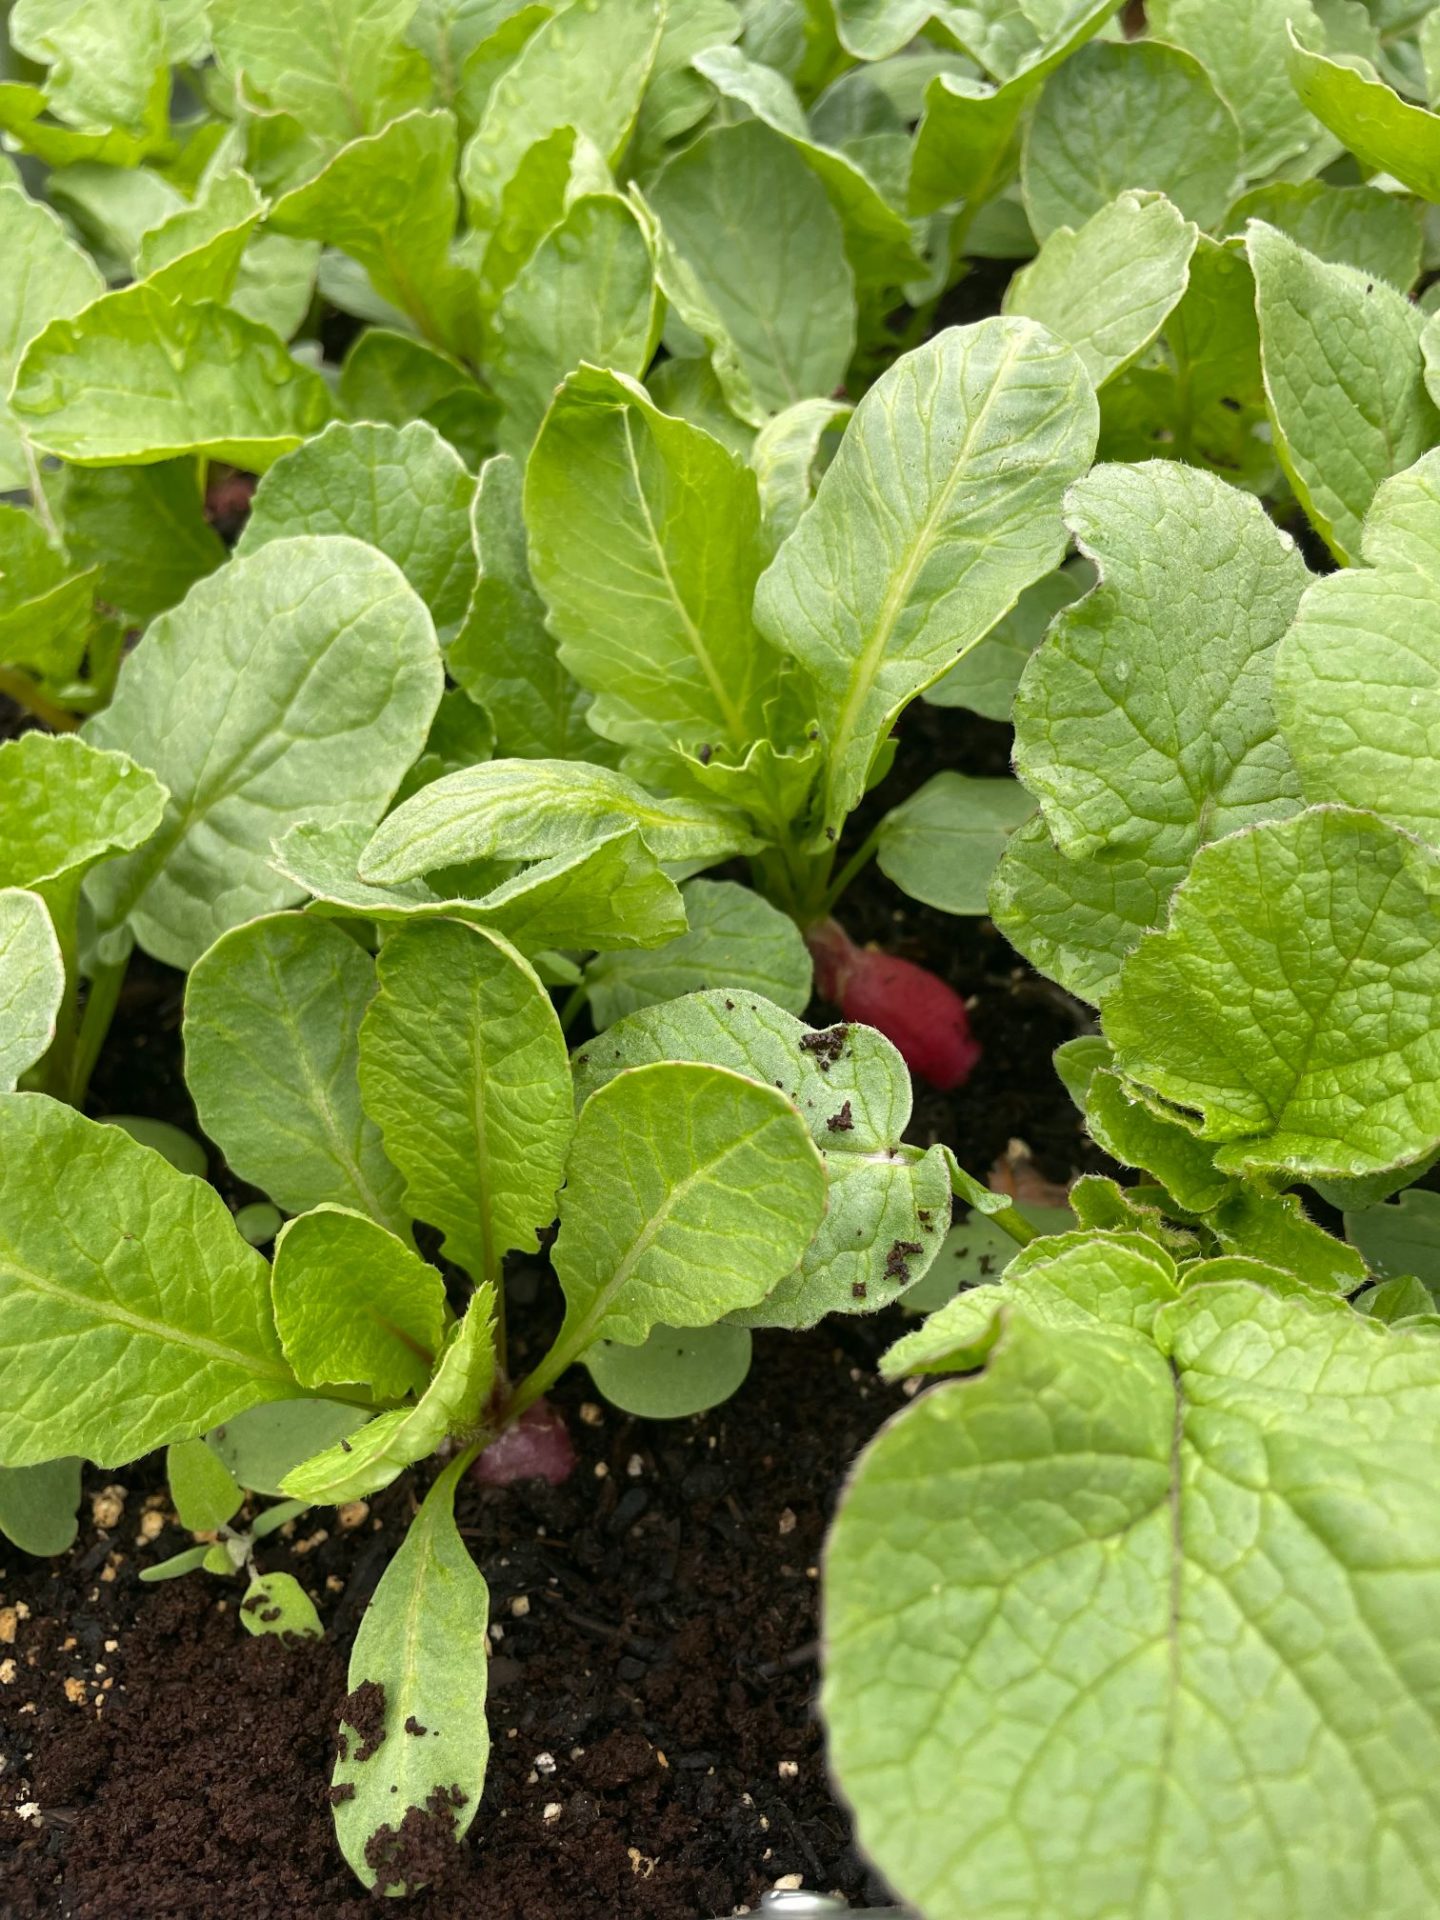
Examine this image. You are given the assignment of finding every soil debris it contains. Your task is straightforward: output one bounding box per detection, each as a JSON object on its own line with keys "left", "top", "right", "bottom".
{"left": 340, "top": 1679, "right": 387, "bottom": 1763}
{"left": 826, "top": 1101, "right": 854, "bottom": 1134}
{"left": 798, "top": 1026, "right": 848, "bottom": 1071}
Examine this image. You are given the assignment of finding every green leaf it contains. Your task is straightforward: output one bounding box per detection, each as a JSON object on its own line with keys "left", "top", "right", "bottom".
{"left": 925, "top": 565, "right": 1082, "bottom": 721}
{"left": 277, "top": 819, "right": 685, "bottom": 956}
{"left": 281, "top": 1287, "right": 497, "bottom": 1503}
{"left": 1022, "top": 40, "right": 1241, "bottom": 240}
{"left": 824, "top": 1282, "right": 1440, "bottom": 1919}
{"left": 524, "top": 365, "right": 777, "bottom": 756}
{"left": 0, "top": 74, "right": 169, "bottom": 170}
{"left": 470, "top": 118, "right": 595, "bottom": 315}
{"left": 447, "top": 453, "right": 599, "bottom": 761}
{"left": 207, "top": 1399, "right": 369, "bottom": 1498}
{"left": 85, "top": 537, "right": 443, "bottom": 968}
{"left": 271, "top": 1206, "right": 447, "bottom": 1400}
{"left": 1004, "top": 191, "right": 1197, "bottom": 391}
{"left": 184, "top": 912, "right": 407, "bottom": 1231}
{"left": 0, "top": 1093, "right": 302, "bottom": 1467}
{"left": 1249, "top": 219, "right": 1440, "bottom": 565}
{"left": 548, "top": 1061, "right": 826, "bottom": 1358}
{"left": 99, "top": 1115, "right": 207, "bottom": 1178}
{"left": 1227, "top": 181, "right": 1424, "bottom": 289}
{"left": 135, "top": 170, "right": 265, "bottom": 304}
{"left": 234, "top": 1202, "right": 283, "bottom": 1248}
{"left": 876, "top": 772, "right": 1035, "bottom": 916}
{"left": 338, "top": 327, "right": 497, "bottom": 468}
{"left": 572, "top": 991, "right": 952, "bottom": 1327}
{"left": 751, "top": 397, "right": 852, "bottom": 547}
{"left": 1208, "top": 1184, "right": 1367, "bottom": 1291}
{"left": 331, "top": 1455, "right": 489, "bottom": 1893}
{"left": 490, "top": 193, "right": 660, "bottom": 457}
{"left": 1287, "top": 21, "right": 1440, "bottom": 201}
{"left": 392, "top": 687, "right": 495, "bottom": 807}
{"left": 1346, "top": 1189, "right": 1440, "bottom": 1288}
{"left": 358, "top": 920, "right": 573, "bottom": 1282}
{"left": 360, "top": 758, "right": 760, "bottom": 884}
{"left": 9, "top": 0, "right": 164, "bottom": 134}
{"left": 585, "top": 1320, "right": 753, "bottom": 1418}
{"left": 834, "top": 0, "right": 1117, "bottom": 75}
{"left": 237, "top": 420, "right": 477, "bottom": 642}
{"left": 268, "top": 111, "right": 473, "bottom": 358}
{"left": 755, "top": 318, "right": 1097, "bottom": 839}
{"left": 166, "top": 1435, "right": 243, "bottom": 1531}
{"left": 0, "top": 503, "right": 95, "bottom": 682}
{"left": 0, "top": 1458, "right": 82, "bottom": 1556}
{"left": 460, "top": 0, "right": 663, "bottom": 224}
{"left": 0, "top": 890, "right": 63, "bottom": 1092}
{"left": 1276, "top": 451, "right": 1440, "bottom": 844}
{"left": 584, "top": 879, "right": 812, "bottom": 1029}
{"left": 902, "top": 1201, "right": 1074, "bottom": 1314}
{"left": 994, "top": 462, "right": 1308, "bottom": 1003}
{"left": 230, "top": 233, "right": 321, "bottom": 342}
{"left": 1355, "top": 1274, "right": 1440, "bottom": 1326}
{"left": 54, "top": 460, "right": 225, "bottom": 626}
{"left": 649, "top": 120, "right": 855, "bottom": 418}
{"left": 13, "top": 282, "right": 333, "bottom": 471}
{"left": 1150, "top": 0, "right": 1336, "bottom": 181}
{"left": 0, "top": 183, "right": 105, "bottom": 491}
{"left": 1104, "top": 807, "right": 1440, "bottom": 1179}
{"left": 1083, "top": 1064, "right": 1232, "bottom": 1212}
{"left": 240, "top": 1569, "right": 324, "bottom": 1640}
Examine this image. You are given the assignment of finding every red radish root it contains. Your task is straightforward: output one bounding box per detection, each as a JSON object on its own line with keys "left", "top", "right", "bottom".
{"left": 472, "top": 1397, "right": 577, "bottom": 1487}
{"left": 806, "top": 917, "right": 980, "bottom": 1091}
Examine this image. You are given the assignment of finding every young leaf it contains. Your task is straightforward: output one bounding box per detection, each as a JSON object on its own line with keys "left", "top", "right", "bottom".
{"left": 85, "top": 537, "right": 443, "bottom": 968}
{"left": 1249, "top": 220, "right": 1440, "bottom": 565}
{"left": 184, "top": 913, "right": 407, "bottom": 1232}
{"left": 993, "top": 461, "right": 1308, "bottom": 1002}
{"left": 0, "top": 1457, "right": 82, "bottom": 1557}
{"left": 338, "top": 327, "right": 496, "bottom": 468}
{"left": 1150, "top": 0, "right": 1335, "bottom": 180}
{"left": 360, "top": 758, "right": 760, "bottom": 883}
{"left": 649, "top": 120, "right": 855, "bottom": 418}
{"left": 165, "top": 1435, "right": 243, "bottom": 1532}
{"left": 754, "top": 319, "right": 1097, "bottom": 839}
{"left": 876, "top": 772, "right": 1035, "bottom": 916}
{"left": 447, "top": 454, "right": 600, "bottom": 762}
{"left": 1082, "top": 1063, "right": 1232, "bottom": 1213}
{"left": 925, "top": 565, "right": 1083, "bottom": 721}
{"left": 331, "top": 1455, "right": 490, "bottom": 1893}
{"left": 54, "top": 460, "right": 225, "bottom": 625}
{"left": 573, "top": 991, "right": 952, "bottom": 1326}
{"left": 1276, "top": 451, "right": 1440, "bottom": 844}
{"left": 1004, "top": 191, "right": 1198, "bottom": 391}
{"left": 12, "top": 282, "right": 333, "bottom": 470}
{"left": 240, "top": 1569, "right": 324, "bottom": 1641}
{"left": 1022, "top": 40, "right": 1241, "bottom": 239}
{"left": 1227, "top": 181, "right": 1424, "bottom": 289}
{"left": 0, "top": 1094, "right": 302, "bottom": 1467}
{"left": 751, "top": 397, "right": 852, "bottom": 547}
{"left": 584, "top": 879, "right": 812, "bottom": 1029}
{"left": 281, "top": 1287, "right": 497, "bottom": 1503}
{"left": 584, "top": 1320, "right": 753, "bottom": 1419}
{"left": 1104, "top": 807, "right": 1440, "bottom": 1180}
{"left": 9, "top": 0, "right": 165, "bottom": 137}
{"left": 358, "top": 920, "right": 573, "bottom": 1283}
{"left": 824, "top": 1282, "right": 1440, "bottom": 1920}
{"left": 135, "top": 170, "right": 265, "bottom": 304}
{"left": 271, "top": 1207, "right": 448, "bottom": 1400}
{"left": 547, "top": 1061, "right": 827, "bottom": 1360}
{"left": 0, "top": 182, "right": 105, "bottom": 490}
{"left": 1347, "top": 1190, "right": 1440, "bottom": 1287}
{"left": 0, "top": 503, "right": 95, "bottom": 682}
{"left": 0, "top": 890, "right": 63, "bottom": 1092}
{"left": 491, "top": 194, "right": 660, "bottom": 457}
{"left": 237, "top": 420, "right": 477, "bottom": 642}
{"left": 524, "top": 366, "right": 777, "bottom": 755}
{"left": 1286, "top": 21, "right": 1440, "bottom": 201}
{"left": 207, "top": 1400, "right": 369, "bottom": 1499}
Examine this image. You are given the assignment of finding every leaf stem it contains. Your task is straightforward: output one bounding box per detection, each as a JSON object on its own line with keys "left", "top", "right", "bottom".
{"left": 68, "top": 948, "right": 131, "bottom": 1106}
{"left": 820, "top": 824, "right": 882, "bottom": 917}
{"left": 0, "top": 667, "right": 80, "bottom": 732}
{"left": 558, "top": 983, "right": 589, "bottom": 1031}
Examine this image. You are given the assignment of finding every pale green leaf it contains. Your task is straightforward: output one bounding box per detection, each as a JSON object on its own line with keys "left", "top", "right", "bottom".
{"left": 230, "top": 233, "right": 321, "bottom": 341}
{"left": 0, "top": 1458, "right": 82, "bottom": 1556}
{"left": 13, "top": 283, "right": 333, "bottom": 471}
{"left": 358, "top": 920, "right": 573, "bottom": 1281}
{"left": 876, "top": 771, "right": 1035, "bottom": 915}
{"left": 1249, "top": 219, "right": 1440, "bottom": 565}
{"left": 572, "top": 991, "right": 952, "bottom": 1327}
{"left": 1022, "top": 40, "right": 1241, "bottom": 240}
{"left": 135, "top": 170, "right": 265, "bottom": 304}
{"left": 240, "top": 1569, "right": 323, "bottom": 1640}
{"left": 471, "top": 119, "right": 593, "bottom": 316}
{"left": 281, "top": 1287, "right": 497, "bottom": 1503}
{"left": 54, "top": 460, "right": 225, "bottom": 626}
{"left": 0, "top": 183, "right": 105, "bottom": 491}
{"left": 1104, "top": 807, "right": 1440, "bottom": 1179}
{"left": 207, "top": 1399, "right": 369, "bottom": 1498}
{"left": 85, "top": 537, "right": 443, "bottom": 969}
{"left": 824, "top": 1283, "right": 1440, "bottom": 1919}
{"left": 331, "top": 1455, "right": 489, "bottom": 1893}
{"left": 46, "top": 158, "right": 184, "bottom": 275}
{"left": 1083, "top": 1063, "right": 1232, "bottom": 1212}
{"left": 99, "top": 1115, "right": 207, "bottom": 1178}
{"left": 1227, "top": 181, "right": 1424, "bottom": 289}
{"left": 184, "top": 912, "right": 408, "bottom": 1231}
{"left": 0, "top": 890, "right": 64, "bottom": 1093}
{"left": 584, "top": 879, "right": 812, "bottom": 1029}
{"left": 392, "top": 687, "right": 494, "bottom": 808}
{"left": 650, "top": 120, "right": 855, "bottom": 417}
{"left": 166, "top": 1435, "right": 243, "bottom": 1531}
{"left": 237, "top": 420, "right": 477, "bottom": 642}
{"left": 1287, "top": 22, "right": 1440, "bottom": 202}
{"left": 0, "top": 1094, "right": 301, "bottom": 1467}
{"left": 833, "top": 0, "right": 1117, "bottom": 74}
{"left": 901, "top": 1200, "right": 1074, "bottom": 1314}
{"left": 525, "top": 365, "right": 777, "bottom": 756}
{"left": 271, "top": 1206, "right": 448, "bottom": 1400}
{"left": 1004, "top": 191, "right": 1197, "bottom": 391}
{"left": 585, "top": 1320, "right": 753, "bottom": 1418}
{"left": 9, "top": 0, "right": 164, "bottom": 137}
{"left": 1208, "top": 1185, "right": 1367, "bottom": 1291}
{"left": 338, "top": 327, "right": 497, "bottom": 468}
{"left": 755, "top": 318, "right": 1097, "bottom": 839}
{"left": 0, "top": 74, "right": 168, "bottom": 170}
{"left": 0, "top": 503, "right": 95, "bottom": 681}
{"left": 1347, "top": 1189, "right": 1440, "bottom": 1287}
{"left": 1150, "top": 0, "right": 1335, "bottom": 181}
{"left": 490, "top": 193, "right": 660, "bottom": 457}
{"left": 751, "top": 397, "right": 852, "bottom": 546}
{"left": 925, "top": 565, "right": 1082, "bottom": 720}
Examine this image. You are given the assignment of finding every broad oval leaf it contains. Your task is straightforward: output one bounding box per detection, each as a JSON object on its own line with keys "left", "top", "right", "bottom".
{"left": 0, "top": 1093, "right": 302, "bottom": 1467}
{"left": 0, "top": 890, "right": 64, "bottom": 1092}
{"left": 0, "top": 1457, "right": 82, "bottom": 1556}
{"left": 1151, "top": 0, "right": 1335, "bottom": 181}
{"left": 753, "top": 318, "right": 1097, "bottom": 838}
{"left": 876, "top": 772, "right": 1034, "bottom": 916}
{"left": 0, "top": 181, "right": 105, "bottom": 490}
{"left": 0, "top": 731, "right": 167, "bottom": 914}
{"left": 584, "top": 1319, "right": 753, "bottom": 1419}
{"left": 184, "top": 912, "right": 408, "bottom": 1231}
{"left": 1287, "top": 22, "right": 1440, "bottom": 202}
{"left": 85, "top": 536, "right": 443, "bottom": 968}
